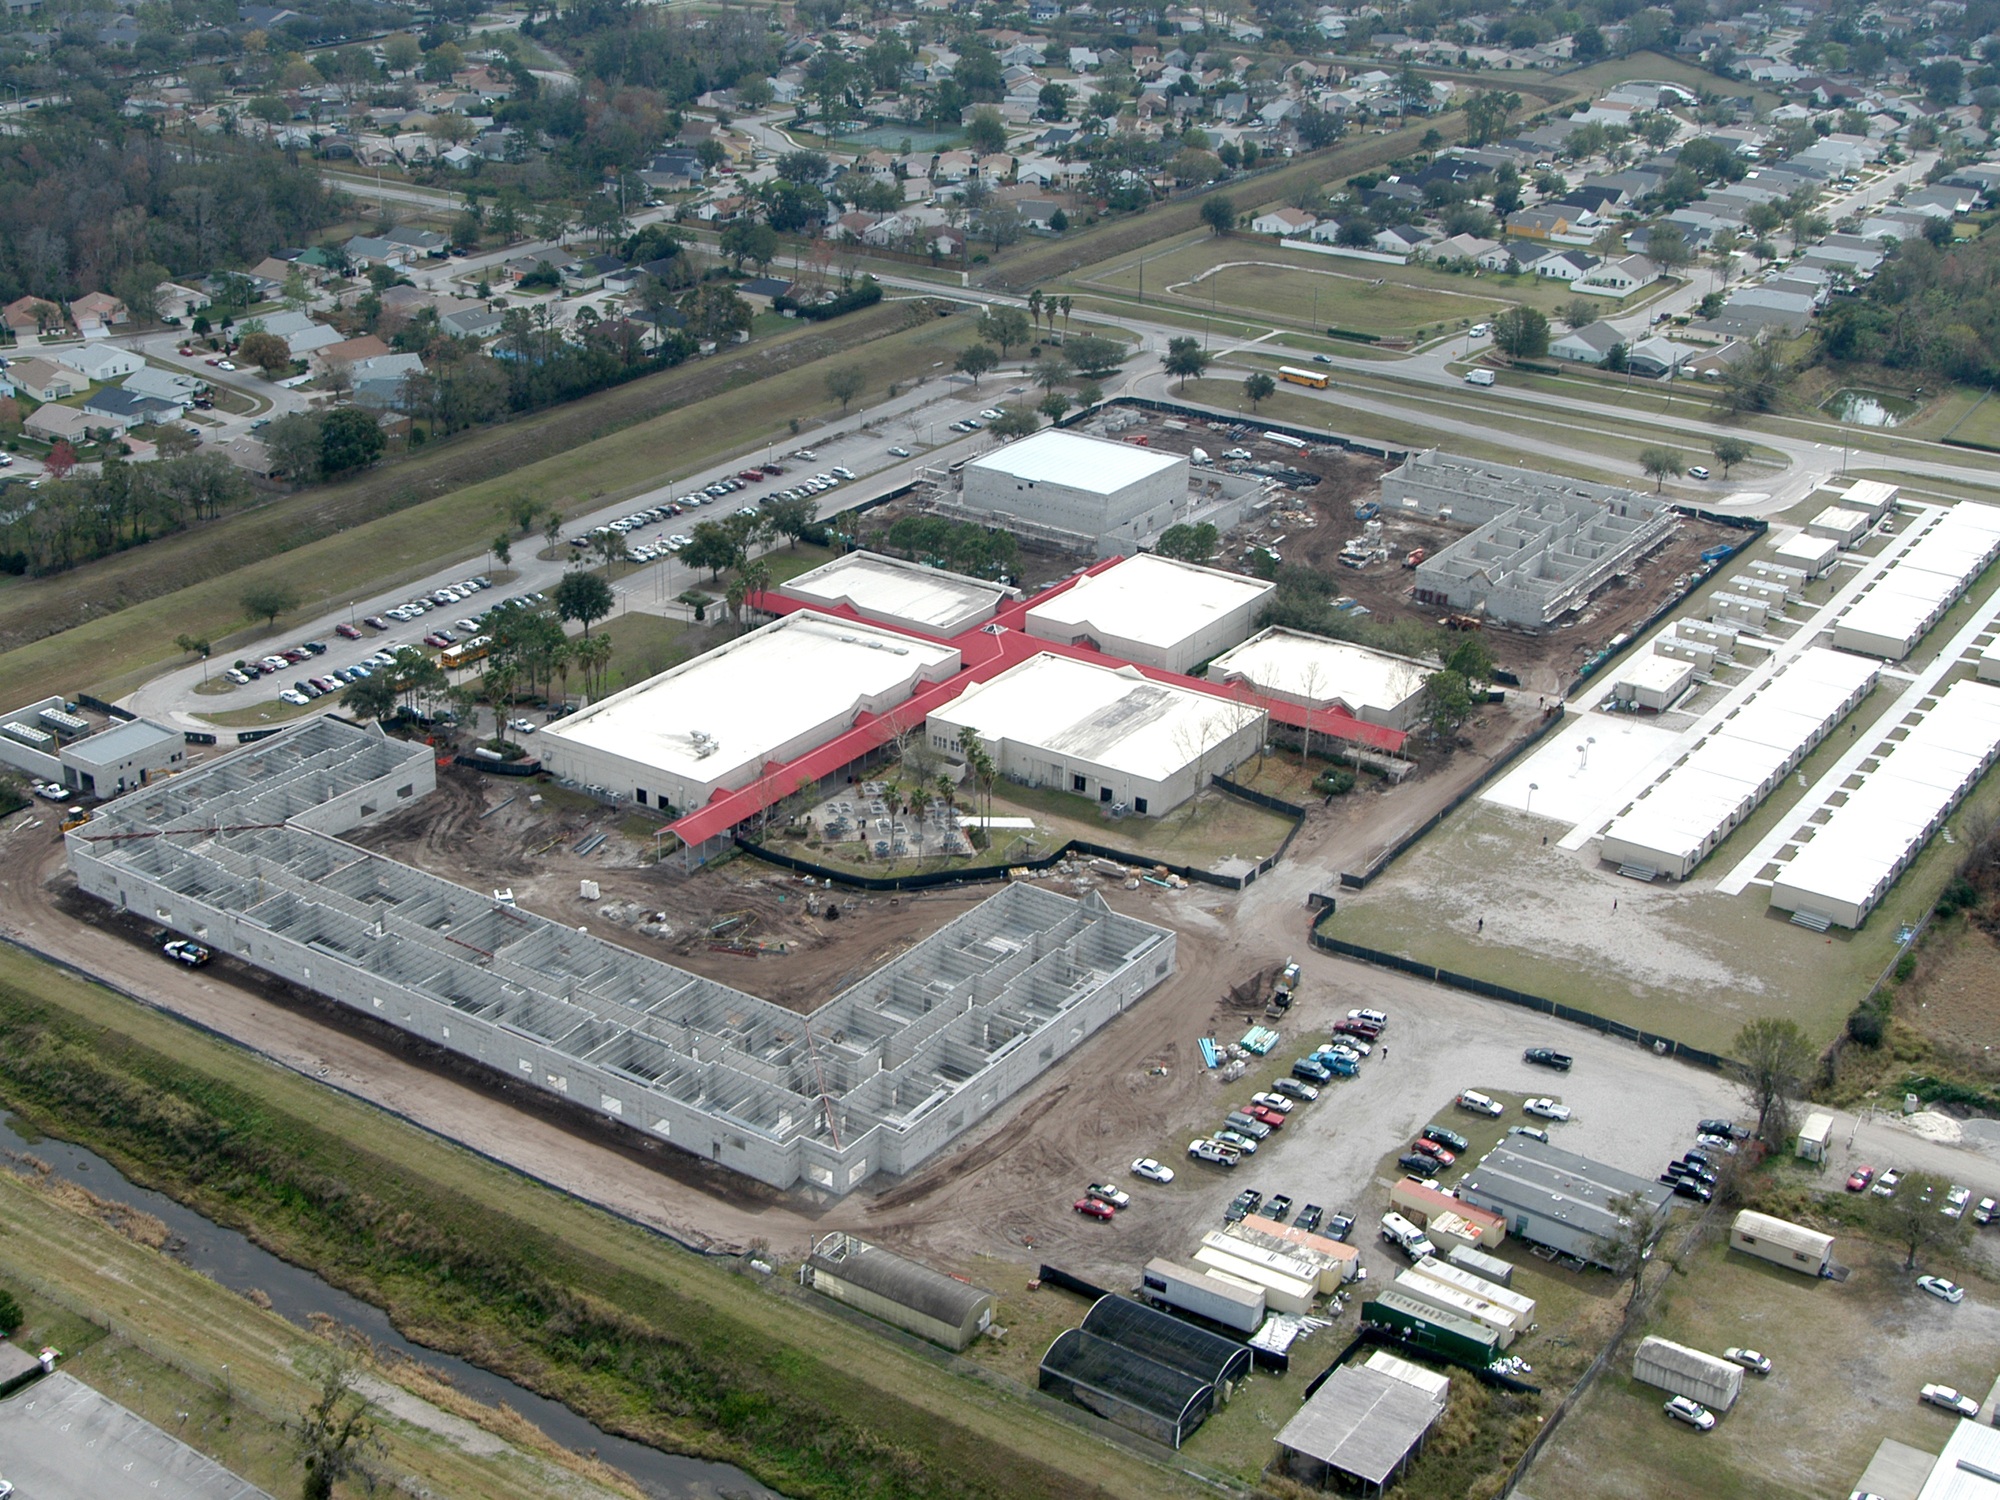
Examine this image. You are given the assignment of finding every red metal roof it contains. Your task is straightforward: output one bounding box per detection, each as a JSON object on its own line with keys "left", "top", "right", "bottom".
{"left": 668, "top": 559, "right": 1407, "bottom": 847}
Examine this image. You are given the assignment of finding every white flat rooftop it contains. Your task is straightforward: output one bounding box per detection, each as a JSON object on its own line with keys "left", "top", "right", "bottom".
{"left": 1617, "top": 653, "right": 1696, "bottom": 694}
{"left": 541, "top": 611, "right": 960, "bottom": 785}
{"left": 1209, "top": 627, "right": 1428, "bottom": 715}
{"left": 965, "top": 429, "right": 1184, "bottom": 495}
{"left": 1026, "top": 554, "right": 1274, "bottom": 652}
{"left": 778, "top": 551, "right": 1006, "bottom": 636}
{"left": 934, "top": 653, "right": 1261, "bottom": 782}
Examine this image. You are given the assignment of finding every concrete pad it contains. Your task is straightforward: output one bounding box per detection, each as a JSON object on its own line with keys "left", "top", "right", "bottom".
{"left": 1850, "top": 1435, "right": 1939, "bottom": 1500}
{"left": 0, "top": 1371, "right": 275, "bottom": 1500}
{"left": 1480, "top": 713, "right": 1681, "bottom": 834}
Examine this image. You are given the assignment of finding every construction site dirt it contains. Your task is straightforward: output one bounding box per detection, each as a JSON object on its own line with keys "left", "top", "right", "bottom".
{"left": 1, "top": 676, "right": 1557, "bottom": 1285}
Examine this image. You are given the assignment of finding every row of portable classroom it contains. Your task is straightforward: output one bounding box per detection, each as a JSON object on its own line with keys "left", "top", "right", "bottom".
{"left": 1360, "top": 1253, "right": 1540, "bottom": 1370}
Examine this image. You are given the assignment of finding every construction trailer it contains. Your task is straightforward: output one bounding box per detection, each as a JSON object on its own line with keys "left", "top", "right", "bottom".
{"left": 1388, "top": 1178, "right": 1507, "bottom": 1247}
{"left": 1631, "top": 1336, "right": 1744, "bottom": 1412}
{"left": 1389, "top": 1272, "right": 1521, "bottom": 1347}
{"left": 1407, "top": 1257, "right": 1537, "bottom": 1324}
{"left": 1796, "top": 1112, "right": 1833, "bottom": 1163}
{"left": 1447, "top": 1245, "right": 1517, "bottom": 1287}
{"left": 1729, "top": 1210, "right": 1834, "bottom": 1278}
{"left": 1361, "top": 1291, "right": 1501, "bottom": 1369}
{"left": 1140, "top": 1258, "right": 1266, "bottom": 1335}
{"left": 1192, "top": 1244, "right": 1317, "bottom": 1315}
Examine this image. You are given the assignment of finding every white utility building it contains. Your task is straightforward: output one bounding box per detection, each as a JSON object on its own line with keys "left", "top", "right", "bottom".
{"left": 1024, "top": 554, "right": 1274, "bottom": 674}
{"left": 538, "top": 611, "right": 961, "bottom": 814}
{"left": 926, "top": 653, "right": 1264, "bottom": 817}
{"left": 777, "top": 551, "right": 1012, "bottom": 638}
{"left": 1773, "top": 532, "right": 1840, "bottom": 579}
{"left": 1611, "top": 653, "right": 1697, "bottom": 713}
{"left": 1770, "top": 679, "right": 2000, "bottom": 929}
{"left": 1832, "top": 502, "right": 2000, "bottom": 661}
{"left": 1208, "top": 627, "right": 1432, "bottom": 730}
{"left": 960, "top": 431, "right": 1190, "bottom": 557}
{"left": 1597, "top": 647, "right": 1879, "bottom": 880}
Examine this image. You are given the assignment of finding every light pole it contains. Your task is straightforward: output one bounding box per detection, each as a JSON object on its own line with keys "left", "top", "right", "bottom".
{"left": 1526, "top": 781, "right": 1538, "bottom": 816}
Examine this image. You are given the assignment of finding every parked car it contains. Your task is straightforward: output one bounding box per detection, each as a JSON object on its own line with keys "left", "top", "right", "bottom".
{"left": 1524, "top": 1098, "right": 1571, "bottom": 1122}
{"left": 1131, "top": 1158, "right": 1175, "bottom": 1184}
{"left": 1687, "top": 465, "right": 1711, "bottom": 480}
{"left": 1073, "top": 1197, "right": 1115, "bottom": 1221}
{"left": 1223, "top": 1113, "right": 1271, "bottom": 1141}
{"left": 1398, "top": 1152, "right": 1442, "bottom": 1179}
{"left": 1251, "top": 1092, "right": 1295, "bottom": 1115}
{"left": 1976, "top": 1197, "right": 1996, "bottom": 1226}
{"left": 1085, "top": 1182, "right": 1130, "bottom": 1210}
{"left": 1347, "top": 1007, "right": 1389, "bottom": 1027}
{"left": 1186, "top": 1139, "right": 1238, "bottom": 1168}
{"left": 1421, "top": 1125, "right": 1470, "bottom": 1153}
{"left": 1273, "top": 1077, "right": 1319, "bottom": 1102}
{"left": 1333, "top": 1018, "right": 1381, "bottom": 1041}
{"left": 1695, "top": 1133, "right": 1738, "bottom": 1155}
{"left": 1697, "top": 1119, "right": 1748, "bottom": 1141}
{"left": 1213, "top": 1128, "right": 1260, "bottom": 1155}
{"left": 1292, "top": 1058, "right": 1332, "bottom": 1084}
{"left": 1872, "top": 1168, "right": 1903, "bottom": 1198}
{"left": 335, "top": 622, "right": 362, "bottom": 639}
{"left": 887, "top": 446, "right": 911, "bottom": 457}
{"left": 1664, "top": 1396, "right": 1716, "bottom": 1431}
{"left": 1670, "top": 1159, "right": 1717, "bottom": 1185}
{"left": 1509, "top": 1125, "right": 1550, "bottom": 1144}
{"left": 1324, "top": 1210, "right": 1356, "bottom": 1242}
{"left": 1265, "top": 1194, "right": 1294, "bottom": 1223}
{"left": 1918, "top": 1275, "right": 1965, "bottom": 1304}
{"left": 1224, "top": 1189, "right": 1263, "bottom": 1223}
{"left": 1922, "top": 1384, "right": 1979, "bottom": 1417}
{"left": 1524, "top": 1047, "right": 1573, "bottom": 1071}
{"left": 1661, "top": 1175, "right": 1712, "bottom": 1202}
{"left": 1723, "top": 1348, "right": 1772, "bottom": 1375}
{"left": 1457, "top": 1090, "right": 1504, "bottom": 1117}
{"left": 1294, "top": 1205, "right": 1323, "bottom": 1235}
{"left": 1412, "top": 1139, "right": 1457, "bottom": 1166}
{"left": 1846, "top": 1165, "right": 1875, "bottom": 1192}
{"left": 1247, "top": 1105, "right": 1287, "bottom": 1129}
{"left": 1944, "top": 1184, "right": 1972, "bottom": 1219}
{"left": 162, "top": 938, "right": 211, "bottom": 967}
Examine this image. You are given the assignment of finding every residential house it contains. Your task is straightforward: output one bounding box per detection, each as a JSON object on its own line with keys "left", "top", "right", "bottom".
{"left": 65, "top": 344, "right": 142, "bottom": 383}
{"left": 83, "top": 387, "right": 180, "bottom": 426}
{"left": 1624, "top": 336, "right": 1696, "bottom": 379}
{"left": 251, "top": 309, "right": 344, "bottom": 359}
{"left": 1582, "top": 254, "right": 1659, "bottom": 295}
{"left": 1373, "top": 224, "right": 1433, "bottom": 256}
{"left": 438, "top": 299, "right": 505, "bottom": 341}
{"left": 25, "top": 403, "right": 107, "bottom": 443}
{"left": 1251, "top": 206, "right": 1317, "bottom": 236}
{"left": 68, "top": 291, "right": 128, "bottom": 334}
{"left": 156, "top": 281, "right": 212, "bottom": 322}
{"left": 219, "top": 435, "right": 278, "bottom": 477}
{"left": 1422, "top": 233, "right": 1502, "bottom": 265}
{"left": 349, "top": 352, "right": 426, "bottom": 408}
{"left": 2, "top": 296, "right": 62, "bottom": 337}
{"left": 736, "top": 277, "right": 791, "bottom": 307}
{"left": 8, "top": 357, "right": 86, "bottom": 402}
{"left": 122, "top": 367, "right": 204, "bottom": 406}
{"left": 564, "top": 253, "right": 626, "bottom": 291}
{"left": 641, "top": 150, "right": 705, "bottom": 191}
{"left": 344, "top": 234, "right": 413, "bottom": 268}
{"left": 1505, "top": 204, "right": 1576, "bottom": 240}
{"left": 1550, "top": 320, "right": 1625, "bottom": 365}
{"left": 1478, "top": 243, "right": 1527, "bottom": 272}
{"left": 385, "top": 226, "right": 449, "bottom": 258}
{"left": 312, "top": 333, "right": 392, "bottom": 375}
{"left": 1016, "top": 199, "right": 1063, "bottom": 231}
{"left": 1533, "top": 249, "right": 1601, "bottom": 282}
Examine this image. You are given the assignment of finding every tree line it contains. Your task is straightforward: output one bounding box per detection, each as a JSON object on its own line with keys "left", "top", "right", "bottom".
{"left": 0, "top": 452, "right": 251, "bottom": 575}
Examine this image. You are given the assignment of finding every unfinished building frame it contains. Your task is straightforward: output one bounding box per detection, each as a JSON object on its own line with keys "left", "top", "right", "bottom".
{"left": 65, "top": 718, "right": 1177, "bottom": 1196}
{"left": 1386, "top": 451, "right": 1679, "bottom": 627}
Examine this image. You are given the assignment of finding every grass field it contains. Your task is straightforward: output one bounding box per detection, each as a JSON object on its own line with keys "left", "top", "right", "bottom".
{"left": 1525, "top": 1228, "right": 2000, "bottom": 1500}
{"left": 0, "top": 311, "right": 977, "bottom": 710}
{"left": 1943, "top": 389, "right": 2000, "bottom": 450}
{"left": 0, "top": 943, "right": 1212, "bottom": 1500}
{"left": 0, "top": 1161, "right": 638, "bottom": 1500}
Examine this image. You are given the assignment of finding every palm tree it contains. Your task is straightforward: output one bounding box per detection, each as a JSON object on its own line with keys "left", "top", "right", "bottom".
{"left": 1058, "top": 294, "right": 1072, "bottom": 339}
{"left": 1028, "top": 288, "right": 1044, "bottom": 336}
{"left": 551, "top": 639, "right": 573, "bottom": 704}
{"left": 907, "top": 783, "right": 931, "bottom": 857}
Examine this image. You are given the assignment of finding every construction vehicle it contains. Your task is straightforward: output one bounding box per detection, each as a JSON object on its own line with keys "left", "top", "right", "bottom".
{"left": 1404, "top": 547, "right": 1427, "bottom": 569}
{"left": 1266, "top": 959, "right": 1302, "bottom": 1018}
{"left": 1439, "top": 614, "right": 1483, "bottom": 631}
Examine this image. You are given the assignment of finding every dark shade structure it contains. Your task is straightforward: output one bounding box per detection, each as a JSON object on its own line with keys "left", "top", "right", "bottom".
{"left": 1079, "top": 1294, "right": 1254, "bottom": 1391}
{"left": 1038, "top": 1328, "right": 1215, "bottom": 1449}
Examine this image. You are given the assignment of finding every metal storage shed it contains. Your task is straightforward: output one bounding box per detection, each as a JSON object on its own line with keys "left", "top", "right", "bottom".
{"left": 1274, "top": 1363, "right": 1446, "bottom": 1493}
{"left": 1729, "top": 1210, "right": 1834, "bottom": 1277}
{"left": 1632, "top": 1336, "right": 1744, "bottom": 1411}
{"left": 1079, "top": 1295, "right": 1253, "bottom": 1394}
{"left": 1038, "top": 1328, "right": 1215, "bottom": 1448}
{"left": 804, "top": 1234, "right": 995, "bottom": 1351}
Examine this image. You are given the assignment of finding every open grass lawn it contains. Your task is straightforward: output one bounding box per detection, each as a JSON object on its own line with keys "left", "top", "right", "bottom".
{"left": 0, "top": 309, "right": 975, "bottom": 710}
{"left": 0, "top": 1163, "right": 639, "bottom": 1500}
{"left": 0, "top": 943, "right": 1212, "bottom": 1500}
{"left": 1525, "top": 1230, "right": 2000, "bottom": 1500}
{"left": 1942, "top": 389, "right": 2000, "bottom": 450}
{"left": 195, "top": 694, "right": 323, "bottom": 730}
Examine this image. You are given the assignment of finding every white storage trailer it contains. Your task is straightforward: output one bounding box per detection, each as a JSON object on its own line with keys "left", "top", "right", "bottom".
{"left": 1391, "top": 1271, "right": 1520, "bottom": 1346}
{"left": 1140, "top": 1258, "right": 1266, "bottom": 1335}
{"left": 1408, "top": 1257, "right": 1537, "bottom": 1322}
{"left": 1632, "top": 1336, "right": 1744, "bottom": 1412}
{"left": 1447, "top": 1244, "right": 1516, "bottom": 1287}
{"left": 1192, "top": 1246, "right": 1317, "bottom": 1315}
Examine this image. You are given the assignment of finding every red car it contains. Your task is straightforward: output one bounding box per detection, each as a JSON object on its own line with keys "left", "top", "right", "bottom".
{"left": 1248, "top": 1105, "right": 1287, "bottom": 1129}
{"left": 1413, "top": 1139, "right": 1457, "bottom": 1167}
{"left": 335, "top": 622, "right": 363, "bottom": 639}
{"left": 1074, "top": 1197, "right": 1115, "bottom": 1221}
{"left": 1334, "top": 1019, "right": 1382, "bottom": 1041}
{"left": 1846, "top": 1165, "right": 1874, "bottom": 1192}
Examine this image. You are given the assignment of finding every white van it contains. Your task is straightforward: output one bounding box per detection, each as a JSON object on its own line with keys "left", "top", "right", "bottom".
{"left": 1465, "top": 368, "right": 1495, "bottom": 387}
{"left": 1381, "top": 1212, "right": 1437, "bottom": 1261}
{"left": 1456, "top": 1089, "right": 1505, "bottom": 1117}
